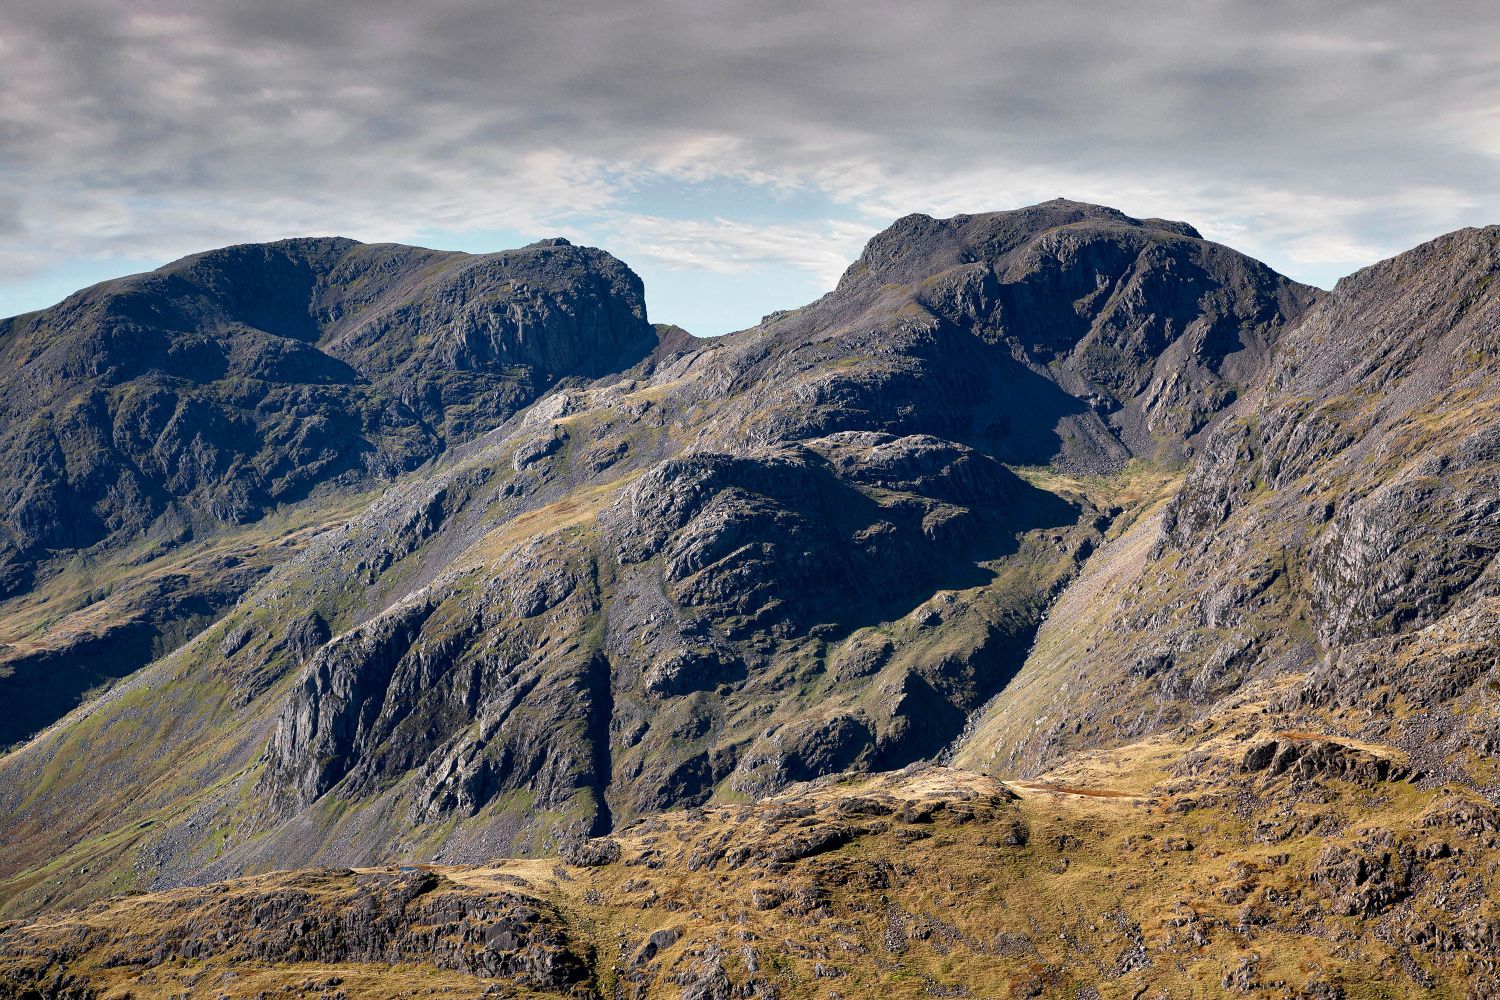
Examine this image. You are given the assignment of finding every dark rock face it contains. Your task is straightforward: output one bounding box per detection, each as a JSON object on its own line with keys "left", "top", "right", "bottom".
{"left": 262, "top": 596, "right": 440, "bottom": 809}
{"left": 255, "top": 568, "right": 613, "bottom": 846}
{"left": 611, "top": 436, "right": 1024, "bottom": 637}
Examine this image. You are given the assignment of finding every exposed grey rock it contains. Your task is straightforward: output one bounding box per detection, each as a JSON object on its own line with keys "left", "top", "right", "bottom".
{"left": 1240, "top": 737, "right": 1408, "bottom": 786}
{"left": 562, "top": 836, "right": 622, "bottom": 868}
{"left": 966, "top": 223, "right": 1500, "bottom": 775}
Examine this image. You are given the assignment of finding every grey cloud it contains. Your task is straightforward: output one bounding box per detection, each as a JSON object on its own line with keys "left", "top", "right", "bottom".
{"left": 1, "top": 0, "right": 1498, "bottom": 300}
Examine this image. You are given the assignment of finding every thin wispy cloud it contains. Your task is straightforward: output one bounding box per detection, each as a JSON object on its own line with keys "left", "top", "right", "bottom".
{"left": 2, "top": 0, "right": 1498, "bottom": 332}
{"left": 612, "top": 216, "right": 870, "bottom": 284}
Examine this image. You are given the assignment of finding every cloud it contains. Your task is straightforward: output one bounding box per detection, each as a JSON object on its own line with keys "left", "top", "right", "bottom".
{"left": 1, "top": 0, "right": 1498, "bottom": 327}
{"left": 610, "top": 215, "right": 869, "bottom": 285}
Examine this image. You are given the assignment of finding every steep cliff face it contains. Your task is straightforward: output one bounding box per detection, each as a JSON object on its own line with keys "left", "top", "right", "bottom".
{"left": 958, "top": 225, "right": 1500, "bottom": 776}
{"left": 1168, "top": 227, "right": 1500, "bottom": 645}
{"left": 0, "top": 237, "right": 656, "bottom": 743}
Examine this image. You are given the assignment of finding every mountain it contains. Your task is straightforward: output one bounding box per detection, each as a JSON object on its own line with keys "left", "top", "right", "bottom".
{"left": 0, "top": 237, "right": 657, "bottom": 744}
{"left": 2, "top": 200, "right": 1498, "bottom": 997}
{"left": 955, "top": 223, "right": 1500, "bottom": 779}
{"left": 0, "top": 201, "right": 1314, "bottom": 914}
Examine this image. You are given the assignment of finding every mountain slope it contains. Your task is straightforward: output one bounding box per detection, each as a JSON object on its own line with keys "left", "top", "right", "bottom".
{"left": 0, "top": 201, "right": 1315, "bottom": 917}
{"left": 957, "top": 224, "right": 1500, "bottom": 779}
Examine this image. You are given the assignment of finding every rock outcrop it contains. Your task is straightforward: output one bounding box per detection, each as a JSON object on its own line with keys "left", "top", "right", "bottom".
{"left": 0, "top": 868, "right": 594, "bottom": 999}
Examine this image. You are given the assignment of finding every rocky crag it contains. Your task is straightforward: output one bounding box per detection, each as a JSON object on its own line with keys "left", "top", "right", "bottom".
{"left": 957, "top": 223, "right": 1500, "bottom": 784}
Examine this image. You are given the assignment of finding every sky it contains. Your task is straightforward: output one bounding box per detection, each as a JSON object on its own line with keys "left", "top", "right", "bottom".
{"left": 2, "top": 1, "right": 1499, "bottom": 336}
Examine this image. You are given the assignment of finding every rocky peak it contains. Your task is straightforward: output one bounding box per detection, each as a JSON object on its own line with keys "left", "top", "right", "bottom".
{"left": 737, "top": 200, "right": 1318, "bottom": 471}
{"left": 843, "top": 199, "right": 1144, "bottom": 289}
{"left": 0, "top": 235, "right": 655, "bottom": 570}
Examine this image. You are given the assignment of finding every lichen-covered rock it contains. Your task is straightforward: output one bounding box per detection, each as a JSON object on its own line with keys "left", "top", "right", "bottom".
{"left": 1240, "top": 736, "right": 1408, "bottom": 786}
{"left": 562, "top": 836, "right": 622, "bottom": 868}
{"left": 0, "top": 868, "right": 595, "bottom": 997}
{"left": 1311, "top": 831, "right": 1414, "bottom": 917}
